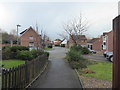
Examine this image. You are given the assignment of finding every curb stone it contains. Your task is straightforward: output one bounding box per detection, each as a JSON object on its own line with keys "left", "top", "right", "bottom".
{"left": 75, "top": 69, "right": 85, "bottom": 89}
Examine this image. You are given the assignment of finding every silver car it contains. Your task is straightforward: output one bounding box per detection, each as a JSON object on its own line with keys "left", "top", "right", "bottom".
{"left": 106, "top": 52, "right": 113, "bottom": 62}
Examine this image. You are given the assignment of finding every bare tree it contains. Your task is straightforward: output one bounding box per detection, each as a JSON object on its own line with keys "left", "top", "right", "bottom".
{"left": 58, "top": 31, "right": 68, "bottom": 40}
{"left": 63, "top": 14, "right": 88, "bottom": 45}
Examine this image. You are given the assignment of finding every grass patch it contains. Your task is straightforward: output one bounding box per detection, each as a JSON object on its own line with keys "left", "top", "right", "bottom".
{"left": 80, "top": 61, "right": 112, "bottom": 81}
{"left": 44, "top": 48, "right": 53, "bottom": 50}
{"left": 1, "top": 60, "right": 25, "bottom": 69}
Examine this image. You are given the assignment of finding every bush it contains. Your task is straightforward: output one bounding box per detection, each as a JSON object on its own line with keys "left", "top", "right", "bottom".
{"left": 16, "top": 50, "right": 33, "bottom": 60}
{"left": 10, "top": 46, "right": 29, "bottom": 52}
{"left": 2, "top": 46, "right": 49, "bottom": 60}
{"left": 67, "top": 50, "right": 82, "bottom": 62}
{"left": 44, "top": 51, "right": 49, "bottom": 57}
{"left": 81, "top": 47, "right": 90, "bottom": 54}
{"left": 2, "top": 46, "right": 12, "bottom": 60}
{"left": 70, "top": 45, "right": 82, "bottom": 51}
{"left": 69, "top": 61, "right": 80, "bottom": 69}
{"left": 66, "top": 45, "right": 89, "bottom": 69}
{"left": 2, "top": 46, "right": 29, "bottom": 60}
{"left": 54, "top": 44, "right": 60, "bottom": 47}
{"left": 31, "top": 49, "right": 49, "bottom": 59}
{"left": 66, "top": 49, "right": 87, "bottom": 69}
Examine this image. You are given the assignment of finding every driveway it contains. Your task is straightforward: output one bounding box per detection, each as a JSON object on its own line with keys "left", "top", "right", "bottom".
{"left": 30, "top": 47, "right": 82, "bottom": 88}
{"left": 82, "top": 53, "right": 109, "bottom": 62}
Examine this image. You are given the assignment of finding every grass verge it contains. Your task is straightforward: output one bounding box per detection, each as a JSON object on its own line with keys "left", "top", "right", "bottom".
{"left": 80, "top": 61, "right": 112, "bottom": 81}
{"left": 1, "top": 60, "right": 25, "bottom": 69}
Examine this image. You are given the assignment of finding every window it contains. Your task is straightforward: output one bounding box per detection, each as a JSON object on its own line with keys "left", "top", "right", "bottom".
{"left": 29, "top": 42, "right": 34, "bottom": 47}
{"left": 29, "top": 36, "right": 33, "bottom": 40}
{"left": 103, "top": 42, "right": 106, "bottom": 45}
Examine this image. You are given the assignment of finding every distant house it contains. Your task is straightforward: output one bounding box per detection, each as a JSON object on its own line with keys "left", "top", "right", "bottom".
{"left": 69, "top": 35, "right": 87, "bottom": 47}
{"left": 53, "top": 39, "right": 62, "bottom": 46}
{"left": 60, "top": 39, "right": 68, "bottom": 47}
{"left": 20, "top": 26, "right": 42, "bottom": 50}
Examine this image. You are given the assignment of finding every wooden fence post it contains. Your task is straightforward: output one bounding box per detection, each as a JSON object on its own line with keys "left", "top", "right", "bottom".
{"left": 113, "top": 15, "right": 120, "bottom": 89}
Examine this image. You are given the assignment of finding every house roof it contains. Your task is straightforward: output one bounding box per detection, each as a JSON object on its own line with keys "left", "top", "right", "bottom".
{"left": 20, "top": 29, "right": 27, "bottom": 34}
{"left": 87, "top": 38, "right": 99, "bottom": 43}
{"left": 20, "top": 26, "right": 40, "bottom": 37}
{"left": 61, "top": 39, "right": 67, "bottom": 44}
{"left": 72, "top": 35, "right": 87, "bottom": 41}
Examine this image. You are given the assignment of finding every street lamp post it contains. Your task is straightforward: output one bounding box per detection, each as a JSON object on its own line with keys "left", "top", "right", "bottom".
{"left": 17, "top": 24, "right": 21, "bottom": 45}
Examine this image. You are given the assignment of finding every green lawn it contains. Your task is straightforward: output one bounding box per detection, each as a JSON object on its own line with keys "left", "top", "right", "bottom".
{"left": 44, "top": 48, "right": 53, "bottom": 50}
{"left": 1, "top": 60, "right": 25, "bottom": 69}
{"left": 81, "top": 61, "right": 112, "bottom": 81}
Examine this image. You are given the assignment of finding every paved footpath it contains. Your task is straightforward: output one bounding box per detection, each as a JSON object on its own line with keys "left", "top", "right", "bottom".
{"left": 30, "top": 47, "right": 82, "bottom": 88}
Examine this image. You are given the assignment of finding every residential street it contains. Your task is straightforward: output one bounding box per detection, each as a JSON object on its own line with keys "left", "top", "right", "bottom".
{"left": 30, "top": 47, "right": 82, "bottom": 88}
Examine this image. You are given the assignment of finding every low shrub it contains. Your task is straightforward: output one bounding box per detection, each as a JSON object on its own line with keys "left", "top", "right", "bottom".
{"left": 70, "top": 45, "right": 82, "bottom": 51}
{"left": 2, "top": 46, "right": 49, "bottom": 60}
{"left": 81, "top": 47, "right": 90, "bottom": 54}
{"left": 2, "top": 46, "right": 29, "bottom": 60}
{"left": 2, "top": 46, "right": 12, "bottom": 60}
{"left": 31, "top": 49, "right": 49, "bottom": 58}
{"left": 67, "top": 50, "right": 82, "bottom": 62}
{"left": 66, "top": 45, "right": 89, "bottom": 69}
{"left": 66, "top": 49, "right": 87, "bottom": 69}
{"left": 10, "top": 46, "right": 29, "bottom": 52}
{"left": 69, "top": 61, "right": 80, "bottom": 69}
{"left": 16, "top": 50, "right": 33, "bottom": 61}
{"left": 44, "top": 51, "right": 50, "bottom": 57}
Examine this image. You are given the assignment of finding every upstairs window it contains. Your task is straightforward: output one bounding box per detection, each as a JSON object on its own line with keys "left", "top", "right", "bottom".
{"left": 29, "top": 36, "right": 33, "bottom": 40}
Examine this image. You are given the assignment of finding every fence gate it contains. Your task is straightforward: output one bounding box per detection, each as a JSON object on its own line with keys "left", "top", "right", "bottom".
{"left": 113, "top": 15, "right": 120, "bottom": 88}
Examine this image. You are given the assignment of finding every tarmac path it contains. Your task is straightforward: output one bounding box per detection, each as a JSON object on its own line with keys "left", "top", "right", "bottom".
{"left": 30, "top": 47, "right": 82, "bottom": 88}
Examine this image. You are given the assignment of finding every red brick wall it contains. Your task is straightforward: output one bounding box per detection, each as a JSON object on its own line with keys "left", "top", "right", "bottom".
{"left": 107, "top": 31, "right": 113, "bottom": 52}
{"left": 93, "top": 37, "right": 102, "bottom": 51}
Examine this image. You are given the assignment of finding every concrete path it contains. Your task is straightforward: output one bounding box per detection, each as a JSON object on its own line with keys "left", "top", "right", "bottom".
{"left": 30, "top": 47, "right": 82, "bottom": 88}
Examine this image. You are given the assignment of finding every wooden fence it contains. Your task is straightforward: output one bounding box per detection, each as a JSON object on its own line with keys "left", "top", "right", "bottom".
{"left": 2, "top": 54, "right": 48, "bottom": 89}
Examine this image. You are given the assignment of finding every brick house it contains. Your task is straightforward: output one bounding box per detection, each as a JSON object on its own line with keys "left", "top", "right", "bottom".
{"left": 89, "top": 30, "right": 113, "bottom": 52}
{"left": 87, "top": 38, "right": 100, "bottom": 50}
{"left": 20, "top": 26, "right": 42, "bottom": 50}
{"left": 69, "top": 35, "right": 87, "bottom": 47}
{"left": 102, "top": 30, "right": 113, "bottom": 52}
{"left": 92, "top": 36, "right": 103, "bottom": 51}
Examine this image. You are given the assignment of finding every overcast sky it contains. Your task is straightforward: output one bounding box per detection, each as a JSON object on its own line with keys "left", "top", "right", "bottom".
{"left": 0, "top": 0, "right": 119, "bottom": 40}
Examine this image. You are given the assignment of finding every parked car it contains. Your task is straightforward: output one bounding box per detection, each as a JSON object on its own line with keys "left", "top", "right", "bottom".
{"left": 104, "top": 51, "right": 113, "bottom": 62}
{"left": 88, "top": 48, "right": 96, "bottom": 54}
{"left": 103, "top": 51, "right": 108, "bottom": 57}
{"left": 106, "top": 52, "right": 113, "bottom": 62}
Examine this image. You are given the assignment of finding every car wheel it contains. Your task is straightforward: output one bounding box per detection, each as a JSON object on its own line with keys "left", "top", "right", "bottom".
{"left": 109, "top": 56, "right": 113, "bottom": 62}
